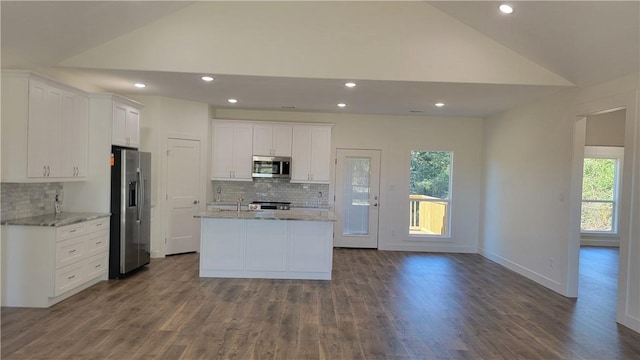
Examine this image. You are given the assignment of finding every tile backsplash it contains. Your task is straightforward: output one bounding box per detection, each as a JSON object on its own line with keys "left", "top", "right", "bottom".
{"left": 1, "top": 182, "right": 63, "bottom": 220}
{"left": 212, "top": 179, "right": 330, "bottom": 208}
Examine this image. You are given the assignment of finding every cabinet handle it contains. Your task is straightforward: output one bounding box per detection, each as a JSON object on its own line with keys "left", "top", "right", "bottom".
{"left": 96, "top": 241, "right": 102, "bottom": 245}
{"left": 96, "top": 223, "right": 102, "bottom": 227}
{"left": 67, "top": 275, "right": 75, "bottom": 280}
{"left": 46, "top": 166, "right": 50, "bottom": 177}
{"left": 43, "top": 166, "right": 47, "bottom": 176}
{"left": 69, "top": 229, "right": 77, "bottom": 233}
{"left": 69, "top": 249, "right": 76, "bottom": 253}
{"left": 95, "top": 264, "right": 101, "bottom": 268}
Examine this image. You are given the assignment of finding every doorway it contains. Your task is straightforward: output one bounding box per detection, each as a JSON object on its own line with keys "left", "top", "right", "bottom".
{"left": 333, "top": 149, "right": 381, "bottom": 248}
{"left": 569, "top": 91, "right": 636, "bottom": 331}
{"left": 165, "top": 137, "right": 201, "bottom": 255}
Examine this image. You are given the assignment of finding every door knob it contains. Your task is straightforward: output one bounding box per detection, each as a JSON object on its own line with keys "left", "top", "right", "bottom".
{"left": 372, "top": 203, "right": 378, "bottom": 207}
{"left": 193, "top": 200, "right": 200, "bottom": 204}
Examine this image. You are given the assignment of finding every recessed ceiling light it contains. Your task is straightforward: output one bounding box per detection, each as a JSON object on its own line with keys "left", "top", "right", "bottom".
{"left": 201, "top": 76, "right": 214, "bottom": 82}
{"left": 228, "top": 98, "right": 238, "bottom": 104}
{"left": 134, "top": 83, "right": 146, "bottom": 88}
{"left": 499, "top": 4, "right": 513, "bottom": 14}
{"left": 337, "top": 103, "right": 347, "bottom": 108}
{"left": 345, "top": 82, "right": 356, "bottom": 88}
{"left": 435, "top": 102, "right": 445, "bottom": 107}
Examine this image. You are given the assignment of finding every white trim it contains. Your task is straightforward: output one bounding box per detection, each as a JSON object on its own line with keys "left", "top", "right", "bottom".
{"left": 160, "top": 132, "right": 207, "bottom": 257}
{"left": 569, "top": 89, "right": 638, "bottom": 331}
{"left": 479, "top": 247, "right": 564, "bottom": 294}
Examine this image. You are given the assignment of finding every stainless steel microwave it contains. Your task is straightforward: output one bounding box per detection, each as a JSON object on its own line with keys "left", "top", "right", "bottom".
{"left": 252, "top": 156, "right": 291, "bottom": 179}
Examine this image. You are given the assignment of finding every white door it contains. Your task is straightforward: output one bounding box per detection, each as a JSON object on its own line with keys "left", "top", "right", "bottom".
{"left": 334, "top": 149, "right": 381, "bottom": 248}
{"left": 166, "top": 138, "right": 201, "bottom": 255}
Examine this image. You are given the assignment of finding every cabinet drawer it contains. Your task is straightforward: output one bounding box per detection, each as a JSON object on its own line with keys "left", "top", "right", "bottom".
{"left": 86, "top": 218, "right": 109, "bottom": 234}
{"left": 85, "top": 229, "right": 108, "bottom": 257}
{"left": 57, "top": 223, "right": 86, "bottom": 241}
{"left": 56, "top": 237, "right": 85, "bottom": 269}
{"left": 85, "top": 253, "right": 108, "bottom": 280}
{"left": 54, "top": 262, "right": 85, "bottom": 296}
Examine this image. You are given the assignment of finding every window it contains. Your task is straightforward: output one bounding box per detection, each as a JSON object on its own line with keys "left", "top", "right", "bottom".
{"left": 581, "top": 146, "right": 624, "bottom": 234}
{"left": 409, "top": 151, "right": 452, "bottom": 237}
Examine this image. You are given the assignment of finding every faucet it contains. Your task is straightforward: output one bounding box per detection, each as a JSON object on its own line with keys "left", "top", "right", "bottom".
{"left": 236, "top": 196, "right": 244, "bottom": 213}
{"left": 317, "top": 191, "right": 323, "bottom": 207}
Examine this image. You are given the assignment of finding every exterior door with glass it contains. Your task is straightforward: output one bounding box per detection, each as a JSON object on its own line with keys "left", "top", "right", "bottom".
{"left": 334, "top": 149, "right": 381, "bottom": 248}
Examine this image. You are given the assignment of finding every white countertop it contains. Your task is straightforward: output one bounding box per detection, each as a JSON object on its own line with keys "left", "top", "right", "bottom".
{"left": 1, "top": 212, "right": 111, "bottom": 227}
{"left": 195, "top": 209, "right": 336, "bottom": 222}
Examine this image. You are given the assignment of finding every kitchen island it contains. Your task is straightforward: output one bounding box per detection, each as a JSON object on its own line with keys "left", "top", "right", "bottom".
{"left": 195, "top": 209, "right": 336, "bottom": 280}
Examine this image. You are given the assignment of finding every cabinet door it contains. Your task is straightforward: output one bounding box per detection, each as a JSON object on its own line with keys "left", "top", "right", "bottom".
{"left": 253, "top": 124, "right": 274, "bottom": 156}
{"left": 200, "top": 219, "right": 245, "bottom": 270}
{"left": 28, "top": 82, "right": 62, "bottom": 178}
{"left": 272, "top": 125, "right": 292, "bottom": 157}
{"left": 291, "top": 126, "right": 312, "bottom": 182}
{"left": 245, "top": 221, "right": 288, "bottom": 271}
{"left": 126, "top": 107, "right": 140, "bottom": 148}
{"left": 59, "top": 91, "right": 76, "bottom": 178}
{"left": 60, "top": 92, "right": 88, "bottom": 179}
{"left": 212, "top": 123, "right": 235, "bottom": 179}
{"left": 112, "top": 102, "right": 127, "bottom": 146}
{"left": 309, "top": 127, "right": 332, "bottom": 183}
{"left": 232, "top": 123, "right": 254, "bottom": 180}
{"left": 288, "top": 221, "right": 332, "bottom": 272}
{"left": 27, "top": 80, "right": 50, "bottom": 178}
{"left": 72, "top": 95, "right": 89, "bottom": 177}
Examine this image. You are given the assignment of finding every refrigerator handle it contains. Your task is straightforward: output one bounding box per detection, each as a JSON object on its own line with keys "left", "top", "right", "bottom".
{"left": 137, "top": 169, "right": 143, "bottom": 222}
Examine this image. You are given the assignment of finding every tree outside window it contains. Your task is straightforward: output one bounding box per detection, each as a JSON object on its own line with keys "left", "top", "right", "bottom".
{"left": 581, "top": 146, "right": 623, "bottom": 234}
{"left": 409, "top": 151, "right": 452, "bottom": 237}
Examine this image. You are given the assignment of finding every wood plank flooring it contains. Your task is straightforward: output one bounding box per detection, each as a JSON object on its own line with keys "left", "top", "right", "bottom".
{"left": 3, "top": 248, "right": 640, "bottom": 359}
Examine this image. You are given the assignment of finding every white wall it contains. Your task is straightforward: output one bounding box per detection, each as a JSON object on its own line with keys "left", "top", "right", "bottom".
{"left": 215, "top": 109, "right": 484, "bottom": 253}
{"left": 481, "top": 72, "right": 640, "bottom": 332}
{"left": 481, "top": 90, "right": 577, "bottom": 293}
{"left": 127, "top": 95, "right": 210, "bottom": 258}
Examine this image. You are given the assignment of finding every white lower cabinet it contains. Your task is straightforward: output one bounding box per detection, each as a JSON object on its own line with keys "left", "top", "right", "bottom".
{"left": 1, "top": 217, "right": 110, "bottom": 308}
{"left": 200, "top": 218, "right": 334, "bottom": 280}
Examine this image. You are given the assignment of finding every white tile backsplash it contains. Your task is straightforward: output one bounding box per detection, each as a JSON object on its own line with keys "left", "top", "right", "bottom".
{"left": 1, "top": 182, "right": 63, "bottom": 220}
{"left": 213, "top": 179, "right": 329, "bottom": 207}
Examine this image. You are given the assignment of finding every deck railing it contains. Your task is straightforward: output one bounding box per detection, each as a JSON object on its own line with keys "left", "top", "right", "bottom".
{"left": 409, "top": 195, "right": 448, "bottom": 235}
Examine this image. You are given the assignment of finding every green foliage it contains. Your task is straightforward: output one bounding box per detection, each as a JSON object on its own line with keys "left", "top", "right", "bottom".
{"left": 410, "top": 151, "right": 451, "bottom": 199}
{"left": 580, "top": 157, "right": 617, "bottom": 232}
{"left": 582, "top": 158, "right": 615, "bottom": 200}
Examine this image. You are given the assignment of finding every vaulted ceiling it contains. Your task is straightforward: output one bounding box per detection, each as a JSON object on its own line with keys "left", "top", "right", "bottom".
{"left": 2, "top": 1, "right": 638, "bottom": 117}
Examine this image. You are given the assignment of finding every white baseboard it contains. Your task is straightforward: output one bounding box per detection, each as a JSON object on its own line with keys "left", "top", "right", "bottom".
{"left": 478, "top": 247, "right": 566, "bottom": 296}
{"left": 580, "top": 238, "right": 620, "bottom": 247}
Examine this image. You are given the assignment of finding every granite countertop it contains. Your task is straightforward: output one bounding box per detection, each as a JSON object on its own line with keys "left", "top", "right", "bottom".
{"left": 1, "top": 212, "right": 111, "bottom": 227}
{"left": 196, "top": 209, "right": 336, "bottom": 222}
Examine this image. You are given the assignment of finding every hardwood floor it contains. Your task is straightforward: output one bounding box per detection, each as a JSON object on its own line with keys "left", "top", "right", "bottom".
{"left": 3, "top": 248, "right": 640, "bottom": 359}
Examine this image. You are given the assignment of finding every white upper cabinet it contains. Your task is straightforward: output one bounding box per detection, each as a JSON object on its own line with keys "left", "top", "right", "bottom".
{"left": 212, "top": 121, "right": 253, "bottom": 181}
{"left": 60, "top": 91, "right": 89, "bottom": 178}
{"left": 291, "top": 125, "right": 332, "bottom": 184}
{"left": 253, "top": 124, "right": 292, "bottom": 157}
{"left": 112, "top": 101, "right": 140, "bottom": 148}
{"left": 1, "top": 72, "right": 89, "bottom": 182}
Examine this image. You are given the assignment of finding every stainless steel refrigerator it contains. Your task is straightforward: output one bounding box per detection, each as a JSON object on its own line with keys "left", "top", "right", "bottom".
{"left": 109, "top": 147, "right": 151, "bottom": 279}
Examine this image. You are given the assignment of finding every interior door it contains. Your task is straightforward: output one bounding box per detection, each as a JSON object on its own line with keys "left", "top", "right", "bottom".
{"left": 166, "top": 138, "right": 201, "bottom": 255}
{"left": 334, "top": 149, "right": 381, "bottom": 248}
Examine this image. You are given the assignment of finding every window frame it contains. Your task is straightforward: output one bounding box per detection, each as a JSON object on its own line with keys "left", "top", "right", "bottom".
{"left": 580, "top": 146, "right": 624, "bottom": 235}
{"left": 408, "top": 150, "right": 454, "bottom": 239}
